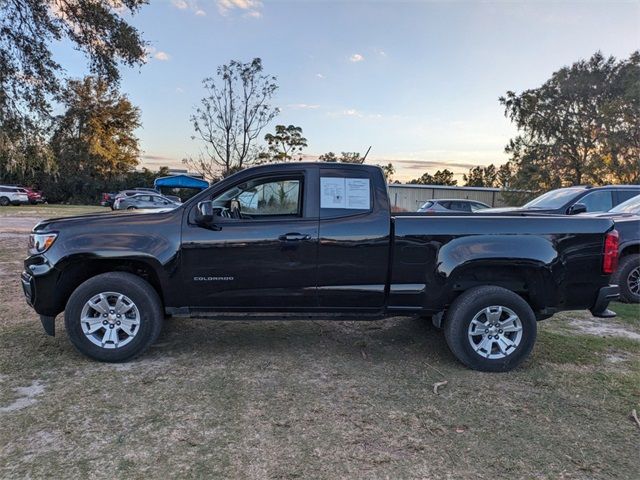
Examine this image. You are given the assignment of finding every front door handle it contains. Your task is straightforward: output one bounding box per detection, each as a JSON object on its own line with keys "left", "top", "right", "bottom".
{"left": 279, "top": 233, "right": 311, "bottom": 242}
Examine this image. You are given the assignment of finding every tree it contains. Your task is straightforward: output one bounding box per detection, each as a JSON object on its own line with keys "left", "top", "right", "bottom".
{"left": 496, "top": 162, "right": 513, "bottom": 188}
{"left": 377, "top": 163, "right": 395, "bottom": 182}
{"left": 0, "top": 0, "right": 147, "bottom": 180}
{"left": 318, "top": 152, "right": 365, "bottom": 164}
{"left": 501, "top": 51, "right": 640, "bottom": 192}
{"left": 408, "top": 169, "right": 457, "bottom": 186}
{"left": 0, "top": 0, "right": 146, "bottom": 124}
{"left": 259, "top": 124, "right": 308, "bottom": 162}
{"left": 463, "top": 164, "right": 498, "bottom": 187}
{"left": 186, "top": 58, "right": 279, "bottom": 179}
{"left": 50, "top": 76, "right": 141, "bottom": 201}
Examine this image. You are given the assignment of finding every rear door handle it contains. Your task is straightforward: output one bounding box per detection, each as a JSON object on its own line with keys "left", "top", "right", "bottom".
{"left": 279, "top": 233, "right": 311, "bottom": 242}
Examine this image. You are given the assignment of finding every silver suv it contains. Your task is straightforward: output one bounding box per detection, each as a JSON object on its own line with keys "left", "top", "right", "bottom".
{"left": 113, "top": 193, "right": 180, "bottom": 210}
{"left": 0, "top": 186, "right": 29, "bottom": 206}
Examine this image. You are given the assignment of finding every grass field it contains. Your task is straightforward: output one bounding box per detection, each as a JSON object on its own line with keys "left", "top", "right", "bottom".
{"left": 0, "top": 204, "right": 106, "bottom": 218}
{"left": 1, "top": 206, "right": 639, "bottom": 479}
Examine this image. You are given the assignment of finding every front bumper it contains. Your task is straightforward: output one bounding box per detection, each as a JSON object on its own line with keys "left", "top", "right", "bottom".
{"left": 21, "top": 271, "right": 34, "bottom": 306}
{"left": 589, "top": 285, "right": 620, "bottom": 318}
{"left": 22, "top": 268, "right": 58, "bottom": 336}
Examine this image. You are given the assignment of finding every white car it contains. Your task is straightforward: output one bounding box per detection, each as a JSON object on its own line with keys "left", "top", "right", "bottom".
{"left": 0, "top": 186, "right": 29, "bottom": 206}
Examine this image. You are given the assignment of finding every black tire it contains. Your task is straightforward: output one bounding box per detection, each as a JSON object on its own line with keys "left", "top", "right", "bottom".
{"left": 0, "top": 196, "right": 9, "bottom": 206}
{"left": 614, "top": 254, "right": 640, "bottom": 304}
{"left": 444, "top": 286, "right": 537, "bottom": 372}
{"left": 64, "top": 272, "right": 163, "bottom": 362}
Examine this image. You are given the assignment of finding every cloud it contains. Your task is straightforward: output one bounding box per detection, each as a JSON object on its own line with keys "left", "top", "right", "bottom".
{"left": 176, "top": 87, "right": 185, "bottom": 94}
{"left": 392, "top": 159, "right": 480, "bottom": 171}
{"left": 328, "top": 108, "right": 383, "bottom": 119}
{"left": 343, "top": 109, "right": 361, "bottom": 117}
{"left": 349, "top": 53, "right": 364, "bottom": 63}
{"left": 217, "top": 0, "right": 263, "bottom": 17}
{"left": 195, "top": 9, "right": 206, "bottom": 16}
{"left": 374, "top": 48, "right": 387, "bottom": 57}
{"left": 154, "top": 51, "right": 170, "bottom": 61}
{"left": 171, "top": 0, "right": 188, "bottom": 9}
{"left": 316, "top": 73, "right": 325, "bottom": 79}
{"left": 287, "top": 103, "right": 320, "bottom": 110}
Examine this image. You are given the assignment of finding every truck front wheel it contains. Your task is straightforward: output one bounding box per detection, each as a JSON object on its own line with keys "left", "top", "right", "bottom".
{"left": 444, "top": 286, "right": 537, "bottom": 372}
{"left": 64, "top": 272, "right": 163, "bottom": 362}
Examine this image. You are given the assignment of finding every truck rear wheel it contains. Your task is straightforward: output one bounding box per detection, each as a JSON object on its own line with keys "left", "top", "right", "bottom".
{"left": 64, "top": 272, "right": 163, "bottom": 362}
{"left": 444, "top": 286, "right": 537, "bottom": 372}
{"left": 614, "top": 254, "right": 640, "bottom": 303}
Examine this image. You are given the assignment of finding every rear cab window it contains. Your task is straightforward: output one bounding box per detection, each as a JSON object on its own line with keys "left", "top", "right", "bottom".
{"left": 319, "top": 169, "right": 373, "bottom": 218}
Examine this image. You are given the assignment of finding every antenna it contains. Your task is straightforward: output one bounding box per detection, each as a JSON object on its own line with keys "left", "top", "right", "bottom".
{"left": 362, "top": 145, "right": 372, "bottom": 162}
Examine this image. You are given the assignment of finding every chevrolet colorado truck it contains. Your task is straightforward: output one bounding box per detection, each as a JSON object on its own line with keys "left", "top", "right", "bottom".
{"left": 22, "top": 163, "right": 620, "bottom": 371}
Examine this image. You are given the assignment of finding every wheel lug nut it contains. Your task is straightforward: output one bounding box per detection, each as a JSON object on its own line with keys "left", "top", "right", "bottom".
{"left": 103, "top": 313, "right": 107, "bottom": 317}
{"left": 117, "top": 314, "right": 121, "bottom": 318}
{"left": 499, "top": 329, "right": 503, "bottom": 333}
{"left": 116, "top": 321, "right": 121, "bottom": 325}
{"left": 485, "top": 329, "right": 489, "bottom": 333}
{"left": 103, "top": 320, "right": 108, "bottom": 325}
{"left": 109, "top": 324, "right": 114, "bottom": 329}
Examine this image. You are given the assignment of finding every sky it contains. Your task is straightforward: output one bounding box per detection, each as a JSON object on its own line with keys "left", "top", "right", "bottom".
{"left": 54, "top": 0, "right": 640, "bottom": 182}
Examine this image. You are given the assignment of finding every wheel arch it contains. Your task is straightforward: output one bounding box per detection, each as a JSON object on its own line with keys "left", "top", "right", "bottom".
{"left": 619, "top": 242, "right": 640, "bottom": 258}
{"left": 441, "top": 261, "right": 554, "bottom": 317}
{"left": 54, "top": 257, "right": 166, "bottom": 315}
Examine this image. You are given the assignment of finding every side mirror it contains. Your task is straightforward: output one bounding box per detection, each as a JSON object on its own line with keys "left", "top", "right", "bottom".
{"left": 195, "top": 200, "right": 214, "bottom": 225}
{"left": 569, "top": 203, "right": 587, "bottom": 215}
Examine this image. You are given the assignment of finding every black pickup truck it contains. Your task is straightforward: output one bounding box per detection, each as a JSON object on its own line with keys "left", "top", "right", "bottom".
{"left": 22, "top": 163, "right": 620, "bottom": 371}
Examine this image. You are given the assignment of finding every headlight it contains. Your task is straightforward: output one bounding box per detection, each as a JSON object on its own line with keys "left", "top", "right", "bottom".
{"left": 28, "top": 233, "right": 58, "bottom": 255}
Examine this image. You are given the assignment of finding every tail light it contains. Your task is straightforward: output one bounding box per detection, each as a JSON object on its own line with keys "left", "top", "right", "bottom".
{"left": 602, "top": 229, "right": 619, "bottom": 274}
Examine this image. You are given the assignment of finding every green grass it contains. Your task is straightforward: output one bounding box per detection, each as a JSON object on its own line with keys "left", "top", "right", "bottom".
{"left": 0, "top": 204, "right": 106, "bottom": 218}
{"left": 536, "top": 329, "right": 640, "bottom": 364}
{"left": 611, "top": 301, "right": 640, "bottom": 327}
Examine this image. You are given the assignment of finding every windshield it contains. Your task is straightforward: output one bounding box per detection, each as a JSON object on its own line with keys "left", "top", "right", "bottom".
{"left": 610, "top": 194, "right": 640, "bottom": 214}
{"left": 523, "top": 187, "right": 584, "bottom": 209}
{"left": 417, "top": 201, "right": 433, "bottom": 212}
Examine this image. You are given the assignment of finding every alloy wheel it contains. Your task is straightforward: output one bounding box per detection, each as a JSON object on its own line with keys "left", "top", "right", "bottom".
{"left": 80, "top": 291, "right": 141, "bottom": 349}
{"left": 467, "top": 305, "right": 523, "bottom": 359}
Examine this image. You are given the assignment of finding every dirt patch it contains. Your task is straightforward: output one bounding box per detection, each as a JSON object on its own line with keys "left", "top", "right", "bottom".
{"left": 0, "top": 217, "right": 42, "bottom": 233}
{"left": 569, "top": 319, "right": 640, "bottom": 341}
{"left": 0, "top": 380, "right": 45, "bottom": 413}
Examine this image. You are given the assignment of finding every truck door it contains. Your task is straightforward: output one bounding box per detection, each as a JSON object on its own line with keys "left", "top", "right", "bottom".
{"left": 317, "top": 166, "right": 391, "bottom": 310}
{"left": 181, "top": 167, "right": 319, "bottom": 310}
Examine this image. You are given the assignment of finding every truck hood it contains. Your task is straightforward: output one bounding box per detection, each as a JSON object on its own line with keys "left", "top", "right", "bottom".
{"left": 33, "top": 208, "right": 179, "bottom": 232}
{"left": 477, "top": 206, "right": 525, "bottom": 213}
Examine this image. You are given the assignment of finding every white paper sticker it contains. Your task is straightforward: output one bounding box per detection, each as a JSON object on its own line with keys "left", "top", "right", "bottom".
{"left": 320, "top": 177, "right": 370, "bottom": 209}
{"left": 320, "top": 177, "right": 346, "bottom": 208}
{"left": 345, "top": 178, "right": 370, "bottom": 209}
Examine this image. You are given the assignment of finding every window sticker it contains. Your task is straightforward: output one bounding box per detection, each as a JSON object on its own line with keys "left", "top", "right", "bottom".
{"left": 321, "top": 177, "right": 370, "bottom": 209}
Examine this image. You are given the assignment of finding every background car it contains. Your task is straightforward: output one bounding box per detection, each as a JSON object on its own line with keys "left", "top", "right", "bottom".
{"left": 0, "top": 186, "right": 29, "bottom": 206}
{"left": 113, "top": 193, "right": 180, "bottom": 210}
{"left": 417, "top": 199, "right": 490, "bottom": 213}
{"left": 18, "top": 187, "right": 45, "bottom": 204}
{"left": 480, "top": 185, "right": 640, "bottom": 215}
{"left": 101, "top": 192, "right": 118, "bottom": 209}
{"left": 581, "top": 194, "right": 640, "bottom": 303}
